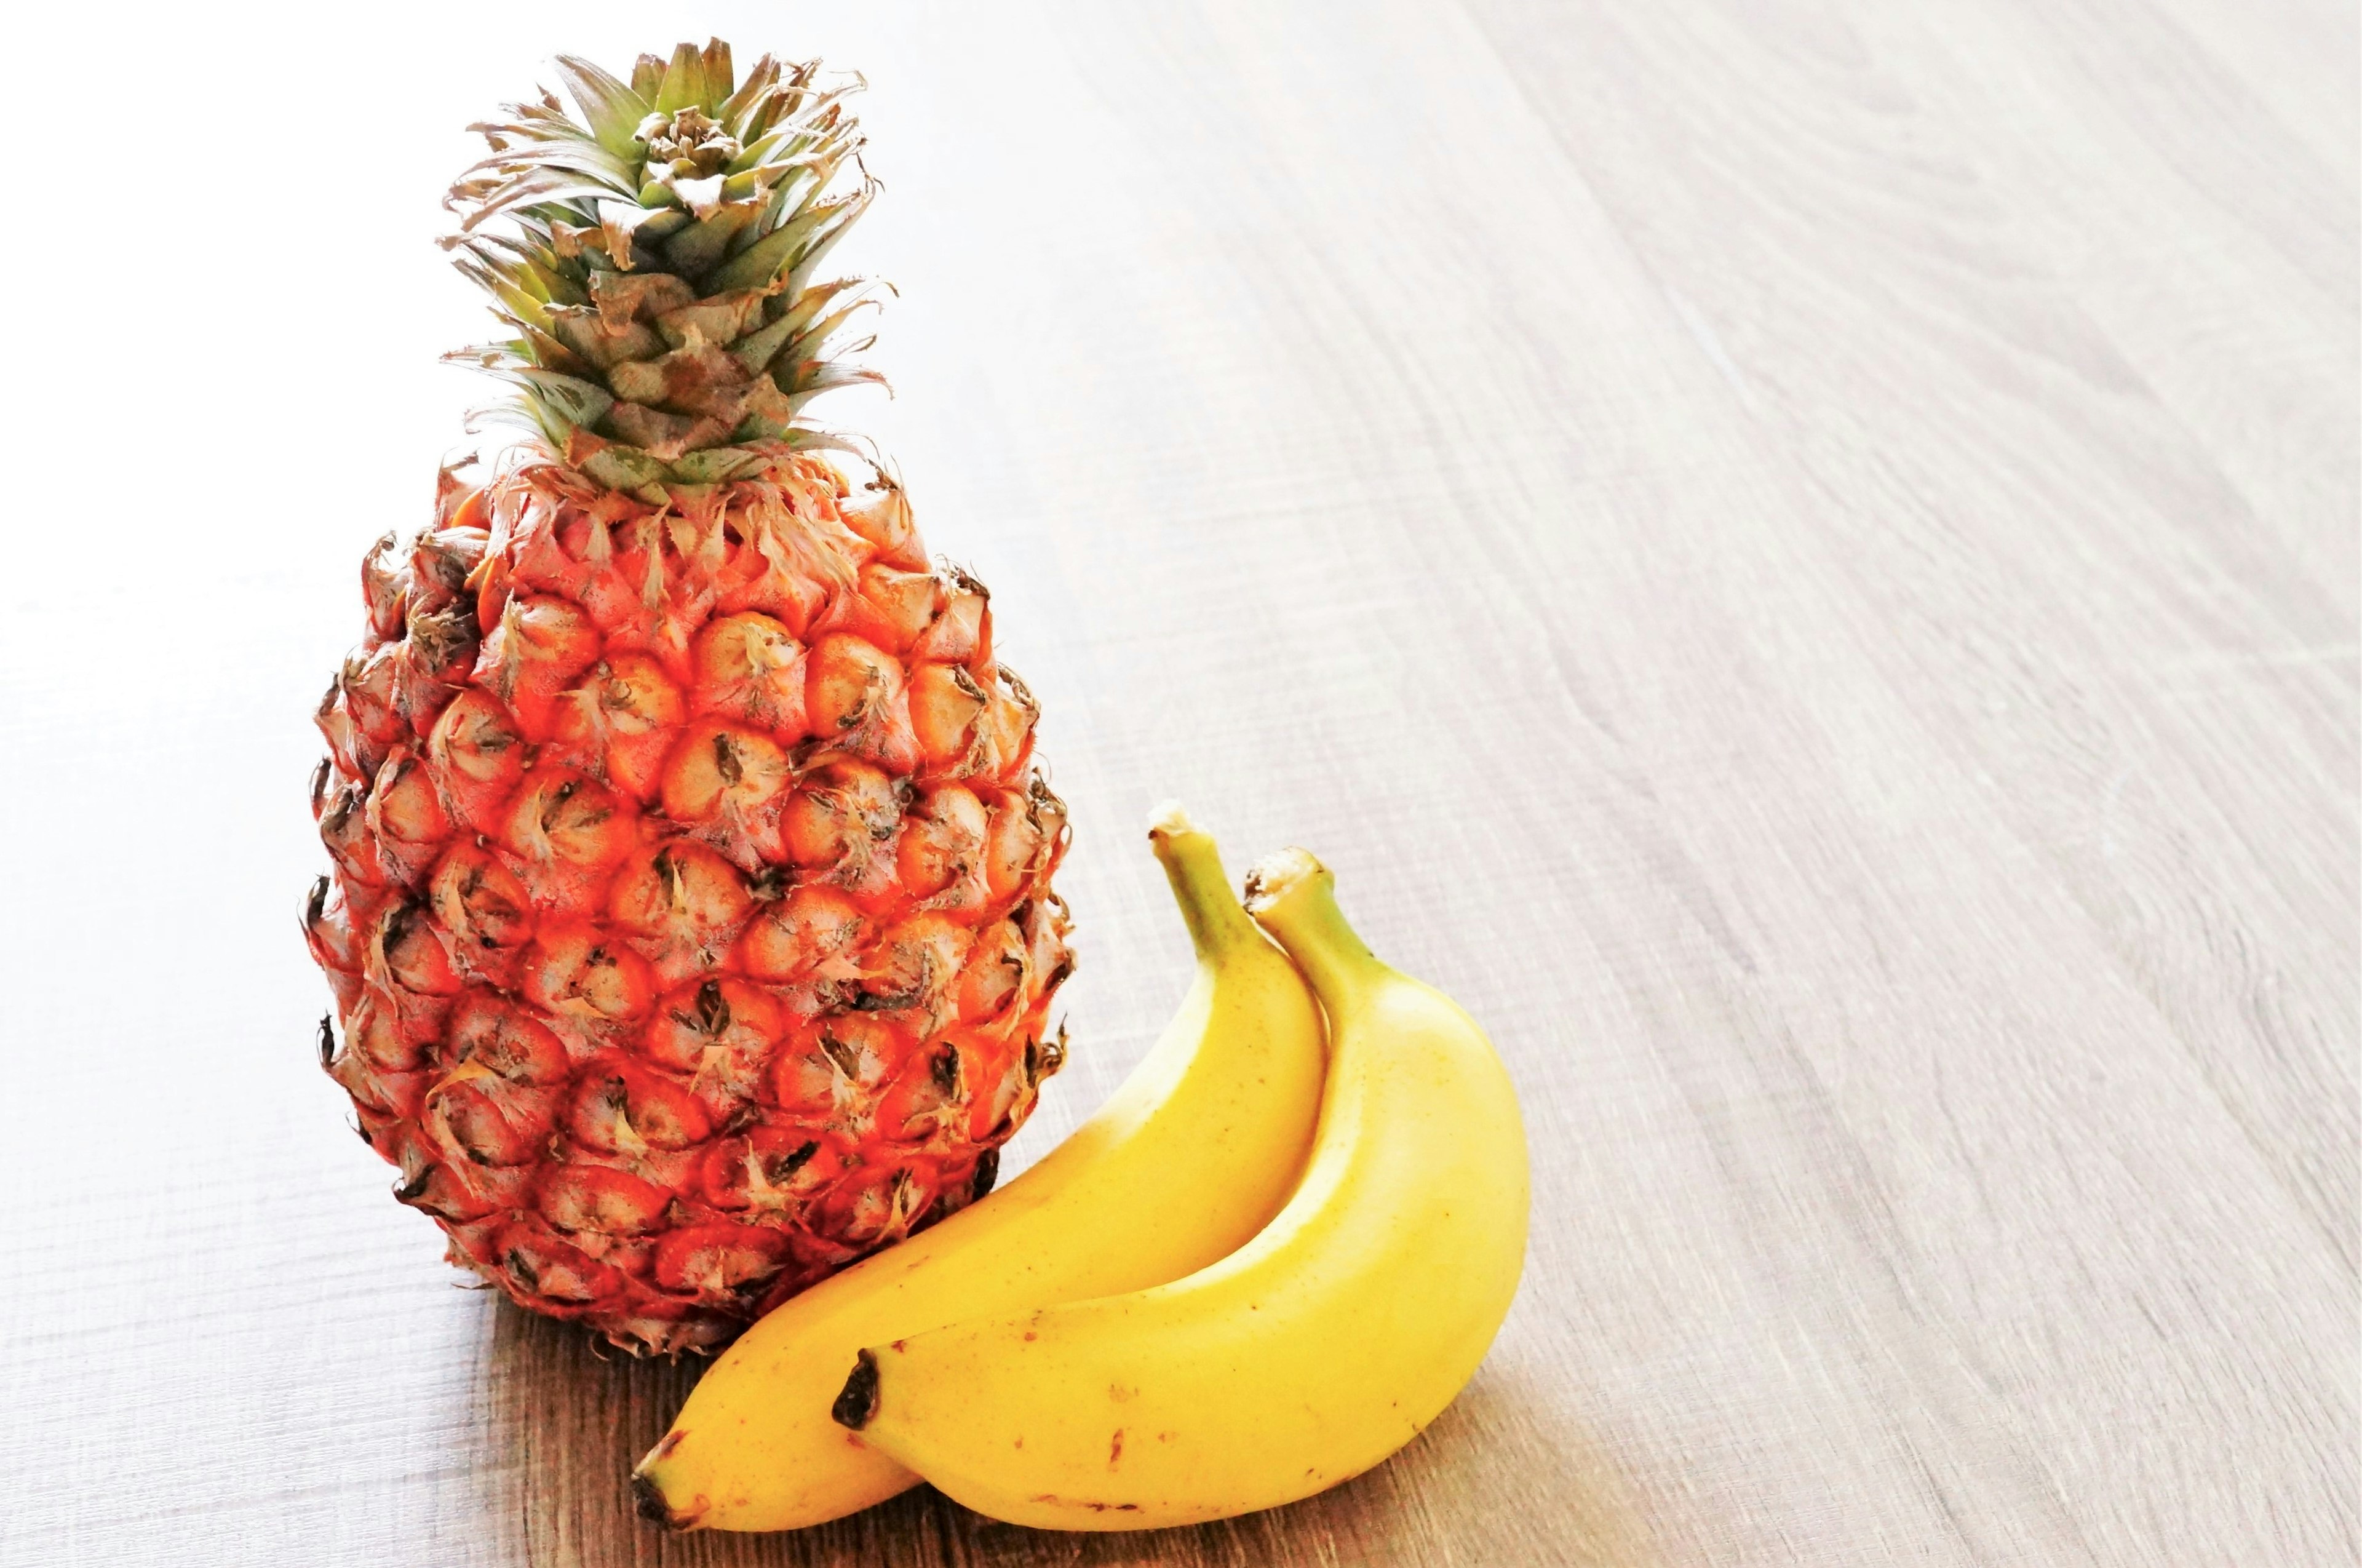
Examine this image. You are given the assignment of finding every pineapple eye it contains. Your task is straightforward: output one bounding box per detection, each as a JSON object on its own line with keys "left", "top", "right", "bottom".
{"left": 693, "top": 979, "right": 731, "bottom": 1035}
{"left": 610, "top": 841, "right": 754, "bottom": 948}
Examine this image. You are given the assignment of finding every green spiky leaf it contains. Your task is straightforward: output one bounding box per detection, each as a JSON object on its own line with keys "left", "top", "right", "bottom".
{"left": 443, "top": 42, "right": 881, "bottom": 478}
{"left": 654, "top": 41, "right": 709, "bottom": 114}
{"left": 552, "top": 56, "right": 653, "bottom": 160}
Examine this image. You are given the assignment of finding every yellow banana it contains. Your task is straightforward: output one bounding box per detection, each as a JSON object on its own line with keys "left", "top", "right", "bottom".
{"left": 632, "top": 805, "right": 1325, "bottom": 1531}
{"left": 836, "top": 847, "right": 1530, "bottom": 1530}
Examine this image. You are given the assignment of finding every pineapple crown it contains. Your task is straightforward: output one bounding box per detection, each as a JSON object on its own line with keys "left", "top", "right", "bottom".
{"left": 442, "top": 40, "right": 887, "bottom": 498}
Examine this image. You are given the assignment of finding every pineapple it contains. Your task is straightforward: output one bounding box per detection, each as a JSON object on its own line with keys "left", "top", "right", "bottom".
{"left": 303, "top": 41, "right": 1073, "bottom": 1356}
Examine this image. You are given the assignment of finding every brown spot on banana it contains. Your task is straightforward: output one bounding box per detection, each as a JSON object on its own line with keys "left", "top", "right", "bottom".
{"left": 830, "top": 1348, "right": 880, "bottom": 1430}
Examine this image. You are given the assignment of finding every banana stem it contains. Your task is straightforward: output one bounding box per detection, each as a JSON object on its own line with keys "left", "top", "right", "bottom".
{"left": 1148, "top": 802, "right": 1262, "bottom": 958}
{"left": 1243, "top": 850, "right": 1387, "bottom": 1021}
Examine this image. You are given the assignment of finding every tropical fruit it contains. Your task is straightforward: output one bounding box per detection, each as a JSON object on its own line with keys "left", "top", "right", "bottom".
{"left": 837, "top": 848, "right": 1529, "bottom": 1529}
{"left": 632, "top": 806, "right": 1326, "bottom": 1530}
{"left": 303, "top": 41, "right": 1074, "bottom": 1356}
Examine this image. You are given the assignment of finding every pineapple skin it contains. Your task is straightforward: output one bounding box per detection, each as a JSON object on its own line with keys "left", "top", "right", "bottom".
{"left": 302, "top": 42, "right": 1076, "bottom": 1353}
{"left": 304, "top": 458, "right": 1073, "bottom": 1355}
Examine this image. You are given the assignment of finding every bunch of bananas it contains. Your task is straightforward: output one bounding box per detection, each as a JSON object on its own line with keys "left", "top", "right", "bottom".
{"left": 633, "top": 805, "right": 1530, "bottom": 1532}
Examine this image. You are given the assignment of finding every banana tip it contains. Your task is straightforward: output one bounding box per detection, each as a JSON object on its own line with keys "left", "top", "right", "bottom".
{"left": 1145, "top": 799, "right": 1197, "bottom": 838}
{"left": 832, "top": 1347, "right": 881, "bottom": 1431}
{"left": 629, "top": 1469, "right": 697, "bottom": 1530}
{"left": 1241, "top": 847, "right": 1327, "bottom": 914}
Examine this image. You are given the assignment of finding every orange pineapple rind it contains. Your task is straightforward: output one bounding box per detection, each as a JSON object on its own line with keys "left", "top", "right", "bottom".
{"left": 304, "top": 42, "right": 1073, "bottom": 1356}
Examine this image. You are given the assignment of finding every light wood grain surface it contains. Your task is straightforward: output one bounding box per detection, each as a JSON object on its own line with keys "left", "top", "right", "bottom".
{"left": 2, "top": 2, "right": 2353, "bottom": 1564}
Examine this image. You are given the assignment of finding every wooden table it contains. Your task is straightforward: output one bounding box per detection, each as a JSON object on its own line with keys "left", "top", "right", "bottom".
{"left": 4, "top": 2, "right": 2352, "bottom": 1563}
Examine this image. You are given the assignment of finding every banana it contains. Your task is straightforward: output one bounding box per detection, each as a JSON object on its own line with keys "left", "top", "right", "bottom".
{"left": 632, "top": 805, "right": 1326, "bottom": 1531}
{"left": 835, "top": 847, "right": 1529, "bottom": 1530}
